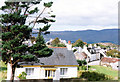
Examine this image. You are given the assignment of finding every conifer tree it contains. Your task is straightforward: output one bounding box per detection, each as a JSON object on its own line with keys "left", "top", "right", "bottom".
{"left": 0, "top": 1, "right": 55, "bottom": 80}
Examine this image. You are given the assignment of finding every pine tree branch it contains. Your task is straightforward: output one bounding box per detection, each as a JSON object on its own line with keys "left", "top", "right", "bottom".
{"left": 24, "top": 3, "right": 29, "bottom": 15}
{"left": 32, "top": 7, "right": 46, "bottom": 28}
{"left": 12, "top": 59, "right": 20, "bottom": 65}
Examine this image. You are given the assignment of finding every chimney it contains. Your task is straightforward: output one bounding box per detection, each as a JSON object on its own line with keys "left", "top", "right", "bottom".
{"left": 68, "top": 41, "right": 71, "bottom": 44}
{"left": 67, "top": 41, "right": 72, "bottom": 50}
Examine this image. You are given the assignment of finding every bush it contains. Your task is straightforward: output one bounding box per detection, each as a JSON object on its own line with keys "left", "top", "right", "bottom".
{"left": 18, "top": 72, "right": 27, "bottom": 79}
{"left": 73, "top": 49, "right": 77, "bottom": 52}
{"left": 77, "top": 60, "right": 87, "bottom": 66}
{"left": 72, "top": 39, "right": 85, "bottom": 48}
{"left": 78, "top": 65, "right": 90, "bottom": 70}
{"left": 80, "top": 71, "right": 111, "bottom": 81}
{"left": 57, "top": 43, "right": 66, "bottom": 47}
{"left": 106, "top": 49, "right": 120, "bottom": 58}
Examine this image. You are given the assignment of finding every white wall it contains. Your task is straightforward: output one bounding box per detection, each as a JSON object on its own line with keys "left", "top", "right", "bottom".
{"left": 15, "top": 66, "right": 78, "bottom": 79}
{"left": 67, "top": 67, "right": 77, "bottom": 78}
{"left": 15, "top": 68, "right": 25, "bottom": 77}
{"left": 24, "top": 67, "right": 41, "bottom": 79}
{"left": 57, "top": 67, "right": 77, "bottom": 78}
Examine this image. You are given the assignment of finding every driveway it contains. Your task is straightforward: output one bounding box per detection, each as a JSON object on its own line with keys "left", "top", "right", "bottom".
{"left": 88, "top": 60, "right": 100, "bottom": 65}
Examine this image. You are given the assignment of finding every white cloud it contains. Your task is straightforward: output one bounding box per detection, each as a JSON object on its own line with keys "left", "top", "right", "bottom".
{"left": 0, "top": 0, "right": 119, "bottom": 31}
{"left": 50, "top": 0, "right": 119, "bottom": 31}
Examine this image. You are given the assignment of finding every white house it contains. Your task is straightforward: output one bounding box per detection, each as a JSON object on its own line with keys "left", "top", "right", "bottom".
{"left": 74, "top": 45, "right": 107, "bottom": 62}
{"left": 100, "top": 57, "right": 120, "bottom": 70}
{"left": 7, "top": 46, "right": 78, "bottom": 80}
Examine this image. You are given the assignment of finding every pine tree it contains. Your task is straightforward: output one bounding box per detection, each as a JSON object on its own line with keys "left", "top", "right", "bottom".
{"left": 0, "top": 1, "right": 55, "bottom": 80}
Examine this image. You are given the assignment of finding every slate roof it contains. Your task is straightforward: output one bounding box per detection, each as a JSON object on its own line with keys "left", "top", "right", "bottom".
{"left": 101, "top": 57, "right": 120, "bottom": 63}
{"left": 18, "top": 48, "right": 78, "bottom": 66}
{"left": 74, "top": 52, "right": 87, "bottom": 60}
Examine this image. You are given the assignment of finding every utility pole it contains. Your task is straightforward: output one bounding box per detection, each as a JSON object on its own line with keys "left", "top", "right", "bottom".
{"left": 87, "top": 55, "right": 88, "bottom": 71}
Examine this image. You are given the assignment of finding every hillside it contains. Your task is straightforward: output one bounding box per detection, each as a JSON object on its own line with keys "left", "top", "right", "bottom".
{"left": 32, "top": 29, "right": 119, "bottom": 45}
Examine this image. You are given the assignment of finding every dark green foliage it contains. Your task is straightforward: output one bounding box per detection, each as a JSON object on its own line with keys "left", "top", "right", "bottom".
{"left": 77, "top": 60, "right": 87, "bottom": 66}
{"left": 44, "top": 2, "right": 53, "bottom": 8}
{"left": 29, "top": 33, "right": 53, "bottom": 58}
{"left": 28, "top": 7, "right": 39, "bottom": 14}
{"left": 73, "top": 49, "right": 77, "bottom": 52}
{"left": 80, "top": 71, "right": 111, "bottom": 81}
{"left": 72, "top": 39, "right": 85, "bottom": 48}
{"left": 78, "top": 66, "right": 91, "bottom": 70}
{"left": 1, "top": 1, "right": 55, "bottom": 80}
{"left": 18, "top": 72, "right": 27, "bottom": 79}
{"left": 50, "top": 15, "right": 56, "bottom": 18}
{"left": 37, "top": 17, "right": 55, "bottom": 24}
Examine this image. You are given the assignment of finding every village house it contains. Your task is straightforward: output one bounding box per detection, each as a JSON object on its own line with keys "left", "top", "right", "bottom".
{"left": 7, "top": 42, "right": 78, "bottom": 80}
{"left": 74, "top": 44, "right": 107, "bottom": 62}
{"left": 100, "top": 57, "right": 120, "bottom": 70}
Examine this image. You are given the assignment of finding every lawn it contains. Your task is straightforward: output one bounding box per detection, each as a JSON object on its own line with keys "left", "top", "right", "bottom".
{"left": 89, "top": 65, "right": 118, "bottom": 79}
{"left": 78, "top": 65, "right": 118, "bottom": 80}
{"left": 0, "top": 60, "right": 7, "bottom": 81}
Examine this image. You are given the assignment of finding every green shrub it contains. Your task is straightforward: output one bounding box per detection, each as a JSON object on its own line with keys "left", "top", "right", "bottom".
{"left": 73, "top": 49, "right": 77, "bottom": 52}
{"left": 77, "top": 60, "right": 87, "bottom": 66}
{"left": 18, "top": 72, "right": 27, "bottom": 79}
{"left": 80, "top": 71, "right": 111, "bottom": 81}
{"left": 79, "top": 65, "right": 90, "bottom": 70}
{"left": 57, "top": 43, "right": 66, "bottom": 47}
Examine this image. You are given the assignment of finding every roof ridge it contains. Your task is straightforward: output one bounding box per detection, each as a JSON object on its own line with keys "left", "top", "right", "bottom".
{"left": 48, "top": 47, "right": 67, "bottom": 48}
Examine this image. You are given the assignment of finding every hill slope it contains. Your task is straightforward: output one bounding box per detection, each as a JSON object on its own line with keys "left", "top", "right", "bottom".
{"left": 32, "top": 29, "right": 119, "bottom": 44}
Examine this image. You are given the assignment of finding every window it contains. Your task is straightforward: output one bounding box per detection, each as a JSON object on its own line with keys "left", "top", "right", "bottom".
{"left": 60, "top": 68, "right": 68, "bottom": 75}
{"left": 45, "top": 70, "right": 55, "bottom": 78}
{"left": 25, "top": 68, "right": 34, "bottom": 76}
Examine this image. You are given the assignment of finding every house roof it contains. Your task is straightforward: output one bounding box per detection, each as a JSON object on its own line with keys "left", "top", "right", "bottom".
{"left": 101, "top": 57, "right": 120, "bottom": 63}
{"left": 74, "top": 52, "right": 87, "bottom": 60}
{"left": 18, "top": 48, "right": 78, "bottom": 66}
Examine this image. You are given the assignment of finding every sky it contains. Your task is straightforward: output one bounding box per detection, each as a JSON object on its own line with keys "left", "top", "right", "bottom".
{"left": 0, "top": 0, "right": 119, "bottom": 31}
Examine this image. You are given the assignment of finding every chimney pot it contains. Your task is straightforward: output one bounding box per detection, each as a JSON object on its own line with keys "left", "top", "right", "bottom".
{"left": 68, "top": 41, "right": 71, "bottom": 44}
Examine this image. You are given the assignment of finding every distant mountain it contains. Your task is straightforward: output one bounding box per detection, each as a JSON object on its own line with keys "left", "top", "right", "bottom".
{"left": 32, "top": 29, "right": 119, "bottom": 45}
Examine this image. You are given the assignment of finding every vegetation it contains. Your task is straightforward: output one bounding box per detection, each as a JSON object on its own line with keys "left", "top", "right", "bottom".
{"left": 0, "top": 61, "right": 7, "bottom": 81}
{"left": 96, "top": 44, "right": 107, "bottom": 48}
{"left": 73, "top": 49, "right": 77, "bottom": 52}
{"left": 51, "top": 37, "right": 66, "bottom": 47}
{"left": 18, "top": 72, "right": 27, "bottom": 80}
{"left": 106, "top": 49, "right": 120, "bottom": 58}
{"left": 72, "top": 39, "right": 85, "bottom": 48}
{"left": 79, "top": 71, "right": 111, "bottom": 81}
{"left": 78, "top": 65, "right": 118, "bottom": 80}
{"left": 0, "top": 1, "right": 55, "bottom": 80}
{"left": 77, "top": 60, "right": 87, "bottom": 66}
{"left": 51, "top": 37, "right": 60, "bottom": 46}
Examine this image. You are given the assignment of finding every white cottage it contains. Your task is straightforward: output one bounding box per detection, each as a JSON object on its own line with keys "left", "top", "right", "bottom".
{"left": 100, "top": 57, "right": 120, "bottom": 70}
{"left": 7, "top": 47, "right": 78, "bottom": 80}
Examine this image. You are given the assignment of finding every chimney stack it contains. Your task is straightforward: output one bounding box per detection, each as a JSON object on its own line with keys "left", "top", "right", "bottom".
{"left": 67, "top": 41, "right": 72, "bottom": 50}
{"left": 68, "top": 41, "right": 71, "bottom": 44}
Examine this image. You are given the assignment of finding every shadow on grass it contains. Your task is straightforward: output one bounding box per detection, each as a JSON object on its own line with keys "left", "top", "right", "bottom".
{"left": 80, "top": 71, "right": 112, "bottom": 81}
{"left": 0, "top": 67, "right": 7, "bottom": 71}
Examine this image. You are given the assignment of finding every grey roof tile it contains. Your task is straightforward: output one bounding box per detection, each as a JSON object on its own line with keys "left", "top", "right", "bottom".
{"left": 18, "top": 48, "right": 78, "bottom": 66}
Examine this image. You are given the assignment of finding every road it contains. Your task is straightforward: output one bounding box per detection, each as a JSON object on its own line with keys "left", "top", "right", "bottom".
{"left": 88, "top": 60, "right": 100, "bottom": 65}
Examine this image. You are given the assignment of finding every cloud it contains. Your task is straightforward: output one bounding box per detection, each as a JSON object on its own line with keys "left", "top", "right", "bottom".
{"left": 50, "top": 0, "right": 118, "bottom": 31}
{"left": 0, "top": 0, "right": 119, "bottom": 31}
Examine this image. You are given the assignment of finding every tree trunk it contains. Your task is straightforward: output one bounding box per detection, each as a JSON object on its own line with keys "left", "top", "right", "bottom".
{"left": 10, "top": 64, "right": 16, "bottom": 81}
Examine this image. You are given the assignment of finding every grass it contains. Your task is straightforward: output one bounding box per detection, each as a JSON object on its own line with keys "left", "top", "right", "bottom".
{"left": 78, "top": 65, "right": 118, "bottom": 80}
{"left": 89, "top": 65, "right": 118, "bottom": 78}
{"left": 0, "top": 60, "right": 7, "bottom": 81}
